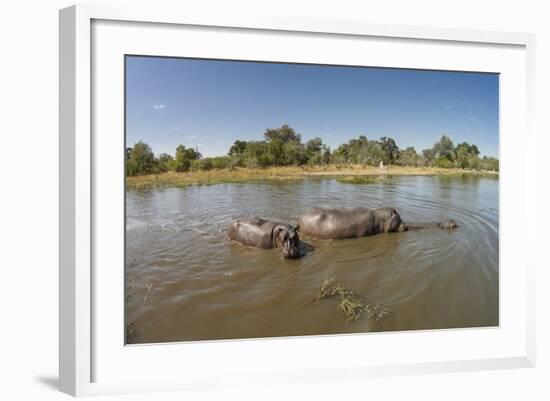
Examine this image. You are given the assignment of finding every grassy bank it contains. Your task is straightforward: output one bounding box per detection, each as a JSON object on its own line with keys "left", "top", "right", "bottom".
{"left": 126, "top": 165, "right": 498, "bottom": 189}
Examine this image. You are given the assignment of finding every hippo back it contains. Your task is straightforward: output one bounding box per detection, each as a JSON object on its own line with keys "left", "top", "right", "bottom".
{"left": 298, "top": 207, "right": 403, "bottom": 239}
{"left": 227, "top": 217, "right": 277, "bottom": 249}
{"left": 297, "top": 208, "right": 372, "bottom": 239}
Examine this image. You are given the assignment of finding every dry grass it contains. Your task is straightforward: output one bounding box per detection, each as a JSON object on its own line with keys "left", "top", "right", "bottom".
{"left": 306, "top": 277, "right": 391, "bottom": 322}
{"left": 126, "top": 165, "right": 498, "bottom": 189}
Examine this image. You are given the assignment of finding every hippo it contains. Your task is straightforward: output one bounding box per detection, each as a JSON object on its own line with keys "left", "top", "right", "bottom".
{"left": 227, "top": 217, "right": 303, "bottom": 258}
{"left": 298, "top": 207, "right": 457, "bottom": 240}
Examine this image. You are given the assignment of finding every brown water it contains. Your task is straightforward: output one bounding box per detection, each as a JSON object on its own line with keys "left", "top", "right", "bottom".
{"left": 125, "top": 175, "right": 499, "bottom": 344}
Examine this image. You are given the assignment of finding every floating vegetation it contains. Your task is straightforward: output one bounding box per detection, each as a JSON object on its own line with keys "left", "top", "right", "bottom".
{"left": 336, "top": 176, "right": 378, "bottom": 185}
{"left": 306, "top": 276, "right": 391, "bottom": 322}
{"left": 336, "top": 175, "right": 398, "bottom": 185}
{"left": 306, "top": 277, "right": 340, "bottom": 303}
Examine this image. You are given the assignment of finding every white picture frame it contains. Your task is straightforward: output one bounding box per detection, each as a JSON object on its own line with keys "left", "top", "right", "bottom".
{"left": 59, "top": 3, "right": 536, "bottom": 397}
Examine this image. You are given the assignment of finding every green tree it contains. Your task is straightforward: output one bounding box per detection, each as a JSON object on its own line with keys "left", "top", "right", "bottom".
{"left": 332, "top": 143, "right": 351, "bottom": 163}
{"left": 399, "top": 147, "right": 420, "bottom": 167}
{"left": 305, "top": 137, "right": 324, "bottom": 165}
{"left": 480, "top": 156, "right": 499, "bottom": 171}
{"left": 348, "top": 136, "right": 368, "bottom": 163}
{"left": 362, "top": 141, "right": 385, "bottom": 166}
{"left": 124, "top": 126, "right": 498, "bottom": 176}
{"left": 434, "top": 156, "right": 454, "bottom": 168}
{"left": 196, "top": 158, "right": 213, "bottom": 170}
{"left": 211, "top": 156, "right": 233, "bottom": 169}
{"left": 467, "top": 155, "right": 481, "bottom": 170}
{"left": 332, "top": 136, "right": 382, "bottom": 165}
{"left": 454, "top": 144, "right": 470, "bottom": 169}
{"left": 228, "top": 140, "right": 248, "bottom": 156}
{"left": 433, "top": 135, "right": 455, "bottom": 161}
{"left": 422, "top": 148, "right": 435, "bottom": 166}
{"left": 322, "top": 146, "right": 331, "bottom": 164}
{"left": 264, "top": 124, "right": 301, "bottom": 143}
{"left": 242, "top": 141, "right": 270, "bottom": 168}
{"left": 267, "top": 139, "right": 286, "bottom": 165}
{"left": 256, "top": 153, "right": 272, "bottom": 167}
{"left": 378, "top": 137, "right": 400, "bottom": 164}
{"left": 126, "top": 141, "right": 155, "bottom": 176}
{"left": 283, "top": 141, "right": 307, "bottom": 165}
{"left": 173, "top": 145, "right": 201, "bottom": 172}
{"left": 157, "top": 153, "right": 174, "bottom": 172}
{"left": 455, "top": 142, "right": 481, "bottom": 169}
{"left": 305, "top": 137, "right": 323, "bottom": 154}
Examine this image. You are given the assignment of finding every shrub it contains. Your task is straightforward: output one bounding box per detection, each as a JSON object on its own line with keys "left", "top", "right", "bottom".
{"left": 211, "top": 156, "right": 232, "bottom": 169}
{"left": 434, "top": 157, "right": 454, "bottom": 168}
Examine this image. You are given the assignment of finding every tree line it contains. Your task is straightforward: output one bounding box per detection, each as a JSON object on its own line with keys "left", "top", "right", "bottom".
{"left": 126, "top": 124, "right": 499, "bottom": 176}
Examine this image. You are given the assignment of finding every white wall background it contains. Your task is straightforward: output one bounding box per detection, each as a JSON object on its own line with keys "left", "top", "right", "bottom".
{"left": 0, "top": 0, "right": 547, "bottom": 400}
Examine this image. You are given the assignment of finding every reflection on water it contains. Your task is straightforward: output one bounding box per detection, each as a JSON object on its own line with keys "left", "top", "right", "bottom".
{"left": 125, "top": 175, "right": 499, "bottom": 344}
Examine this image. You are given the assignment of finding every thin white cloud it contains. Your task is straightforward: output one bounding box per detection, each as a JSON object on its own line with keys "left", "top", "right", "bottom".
{"left": 184, "top": 135, "right": 197, "bottom": 139}
{"left": 153, "top": 104, "right": 166, "bottom": 110}
{"left": 468, "top": 117, "right": 476, "bottom": 122}
{"left": 444, "top": 104, "right": 454, "bottom": 110}
{"left": 324, "top": 134, "right": 331, "bottom": 137}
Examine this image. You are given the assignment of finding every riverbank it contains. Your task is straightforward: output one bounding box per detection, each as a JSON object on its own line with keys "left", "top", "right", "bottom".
{"left": 125, "top": 165, "right": 498, "bottom": 189}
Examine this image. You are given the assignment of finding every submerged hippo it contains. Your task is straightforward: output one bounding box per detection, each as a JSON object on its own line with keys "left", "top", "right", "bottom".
{"left": 227, "top": 217, "right": 303, "bottom": 259}
{"left": 406, "top": 220, "right": 459, "bottom": 230}
{"left": 298, "top": 207, "right": 457, "bottom": 240}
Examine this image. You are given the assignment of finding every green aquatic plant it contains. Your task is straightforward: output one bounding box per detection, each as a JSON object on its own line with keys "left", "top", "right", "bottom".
{"left": 306, "top": 276, "right": 340, "bottom": 303}
{"left": 306, "top": 276, "right": 391, "bottom": 322}
{"left": 335, "top": 175, "right": 399, "bottom": 185}
{"left": 336, "top": 176, "right": 378, "bottom": 185}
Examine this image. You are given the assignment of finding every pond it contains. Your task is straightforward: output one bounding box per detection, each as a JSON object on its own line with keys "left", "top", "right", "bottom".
{"left": 125, "top": 175, "right": 499, "bottom": 344}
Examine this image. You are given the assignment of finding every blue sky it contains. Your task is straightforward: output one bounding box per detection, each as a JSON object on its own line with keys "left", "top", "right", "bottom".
{"left": 126, "top": 56, "right": 499, "bottom": 158}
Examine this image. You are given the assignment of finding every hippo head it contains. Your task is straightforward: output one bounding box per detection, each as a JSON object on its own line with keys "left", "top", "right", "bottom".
{"left": 385, "top": 209, "right": 407, "bottom": 233}
{"left": 274, "top": 224, "right": 301, "bottom": 259}
{"left": 438, "top": 219, "right": 458, "bottom": 229}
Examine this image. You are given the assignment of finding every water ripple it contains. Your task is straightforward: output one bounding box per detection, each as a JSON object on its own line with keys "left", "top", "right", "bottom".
{"left": 125, "top": 176, "right": 499, "bottom": 343}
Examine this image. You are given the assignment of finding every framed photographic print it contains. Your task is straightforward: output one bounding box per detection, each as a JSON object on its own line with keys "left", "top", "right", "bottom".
{"left": 59, "top": 4, "right": 536, "bottom": 396}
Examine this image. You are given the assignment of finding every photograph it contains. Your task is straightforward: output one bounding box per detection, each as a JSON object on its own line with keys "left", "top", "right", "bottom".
{"left": 124, "top": 55, "right": 499, "bottom": 344}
